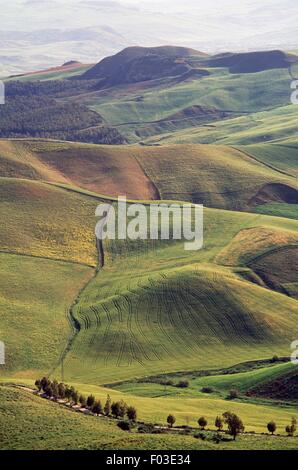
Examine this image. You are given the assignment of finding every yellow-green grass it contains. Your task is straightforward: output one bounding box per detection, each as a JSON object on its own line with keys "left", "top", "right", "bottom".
{"left": 0, "top": 177, "right": 98, "bottom": 266}
{"left": 0, "top": 253, "right": 93, "bottom": 377}
{"left": 134, "top": 144, "right": 298, "bottom": 210}
{"left": 1, "top": 173, "right": 297, "bottom": 384}
{"left": 0, "top": 139, "right": 159, "bottom": 200}
{"left": 2, "top": 386, "right": 298, "bottom": 450}
{"left": 215, "top": 225, "right": 298, "bottom": 266}
{"left": 3, "top": 377, "right": 298, "bottom": 436}
{"left": 2, "top": 139, "right": 297, "bottom": 212}
{"left": 236, "top": 143, "right": 298, "bottom": 178}
{"left": 59, "top": 207, "right": 298, "bottom": 384}
{"left": 41, "top": 380, "right": 298, "bottom": 434}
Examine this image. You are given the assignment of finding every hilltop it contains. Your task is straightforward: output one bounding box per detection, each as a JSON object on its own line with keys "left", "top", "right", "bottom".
{"left": 81, "top": 45, "right": 208, "bottom": 85}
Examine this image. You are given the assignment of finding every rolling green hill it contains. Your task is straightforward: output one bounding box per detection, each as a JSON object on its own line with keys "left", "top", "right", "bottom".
{"left": 1, "top": 166, "right": 297, "bottom": 386}
{"left": 0, "top": 140, "right": 158, "bottom": 200}
{"left": 0, "top": 254, "right": 93, "bottom": 376}
{"left": 134, "top": 144, "right": 298, "bottom": 210}
{"left": 58, "top": 204, "right": 298, "bottom": 384}
{"left": 0, "top": 177, "right": 98, "bottom": 265}
{"left": 1, "top": 47, "right": 298, "bottom": 450}
{"left": 1, "top": 140, "right": 297, "bottom": 213}
{"left": 142, "top": 105, "right": 298, "bottom": 146}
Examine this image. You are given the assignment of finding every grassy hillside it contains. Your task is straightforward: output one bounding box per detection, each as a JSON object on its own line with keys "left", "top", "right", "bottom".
{"left": 58, "top": 206, "right": 298, "bottom": 384}
{"left": 0, "top": 253, "right": 93, "bottom": 376}
{"left": 1, "top": 44, "right": 298, "bottom": 451}
{"left": 72, "top": 68, "right": 291, "bottom": 129}
{"left": 7, "top": 64, "right": 93, "bottom": 82}
{"left": 3, "top": 140, "right": 297, "bottom": 212}
{"left": 0, "top": 141, "right": 297, "bottom": 386}
{"left": 237, "top": 143, "right": 298, "bottom": 178}
{"left": 134, "top": 144, "right": 298, "bottom": 210}
{"left": 0, "top": 177, "right": 98, "bottom": 265}
{"left": 0, "top": 140, "right": 158, "bottom": 200}
{"left": 143, "top": 105, "right": 298, "bottom": 146}
{"left": 2, "top": 385, "right": 298, "bottom": 450}
{"left": 114, "top": 361, "right": 295, "bottom": 397}
{"left": 253, "top": 203, "right": 298, "bottom": 220}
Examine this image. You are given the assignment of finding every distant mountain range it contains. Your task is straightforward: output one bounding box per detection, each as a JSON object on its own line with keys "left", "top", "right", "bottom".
{"left": 1, "top": 0, "right": 298, "bottom": 76}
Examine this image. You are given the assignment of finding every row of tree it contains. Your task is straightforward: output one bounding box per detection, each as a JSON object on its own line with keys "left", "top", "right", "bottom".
{"left": 35, "top": 377, "right": 137, "bottom": 421}
{"left": 167, "top": 414, "right": 297, "bottom": 440}
{"left": 167, "top": 412, "right": 244, "bottom": 440}
{"left": 267, "top": 417, "right": 297, "bottom": 436}
{"left": 35, "top": 378, "right": 296, "bottom": 440}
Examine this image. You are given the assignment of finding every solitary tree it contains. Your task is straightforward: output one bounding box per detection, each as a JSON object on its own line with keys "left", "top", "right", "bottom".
{"left": 215, "top": 416, "right": 223, "bottom": 432}
{"left": 286, "top": 425, "right": 292, "bottom": 436}
{"left": 167, "top": 414, "right": 176, "bottom": 428}
{"left": 198, "top": 416, "right": 208, "bottom": 430}
{"left": 228, "top": 389, "right": 240, "bottom": 400}
{"left": 87, "top": 394, "right": 95, "bottom": 409}
{"left": 104, "top": 394, "right": 111, "bottom": 416}
{"left": 223, "top": 412, "right": 244, "bottom": 440}
{"left": 127, "top": 406, "right": 137, "bottom": 422}
{"left": 267, "top": 421, "right": 277, "bottom": 435}
{"left": 92, "top": 400, "right": 103, "bottom": 416}
{"left": 176, "top": 380, "right": 189, "bottom": 388}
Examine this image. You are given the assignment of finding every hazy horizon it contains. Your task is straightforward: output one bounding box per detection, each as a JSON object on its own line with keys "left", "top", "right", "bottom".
{"left": 1, "top": 0, "right": 298, "bottom": 76}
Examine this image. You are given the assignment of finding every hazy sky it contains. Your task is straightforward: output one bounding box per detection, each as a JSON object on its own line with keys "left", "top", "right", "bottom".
{"left": 1, "top": 0, "right": 297, "bottom": 75}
